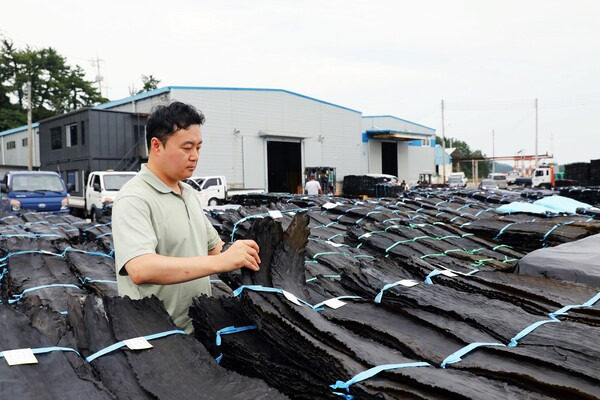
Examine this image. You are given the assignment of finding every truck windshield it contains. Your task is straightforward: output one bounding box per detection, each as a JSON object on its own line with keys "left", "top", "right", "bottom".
{"left": 534, "top": 170, "right": 545, "bottom": 177}
{"left": 103, "top": 175, "right": 135, "bottom": 191}
{"left": 448, "top": 177, "right": 462, "bottom": 183}
{"left": 12, "top": 175, "right": 64, "bottom": 192}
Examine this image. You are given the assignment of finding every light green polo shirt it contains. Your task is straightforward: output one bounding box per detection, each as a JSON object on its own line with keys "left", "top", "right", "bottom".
{"left": 113, "top": 164, "right": 221, "bottom": 333}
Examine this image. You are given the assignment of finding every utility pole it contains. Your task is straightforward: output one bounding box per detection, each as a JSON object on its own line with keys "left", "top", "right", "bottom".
{"left": 90, "top": 54, "right": 104, "bottom": 97}
{"left": 27, "top": 81, "right": 33, "bottom": 171}
{"left": 492, "top": 129, "right": 495, "bottom": 174}
{"left": 441, "top": 99, "right": 446, "bottom": 183}
{"left": 534, "top": 98, "right": 538, "bottom": 168}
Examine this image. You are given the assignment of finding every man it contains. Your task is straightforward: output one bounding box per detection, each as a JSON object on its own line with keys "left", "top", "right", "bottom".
{"left": 304, "top": 175, "right": 322, "bottom": 195}
{"left": 113, "top": 101, "right": 260, "bottom": 333}
{"left": 319, "top": 170, "right": 330, "bottom": 195}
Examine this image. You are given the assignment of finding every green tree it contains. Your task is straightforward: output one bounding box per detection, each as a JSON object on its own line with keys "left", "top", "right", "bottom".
{"left": 139, "top": 74, "right": 160, "bottom": 94}
{"left": 436, "top": 135, "right": 490, "bottom": 179}
{"left": 0, "top": 39, "right": 107, "bottom": 131}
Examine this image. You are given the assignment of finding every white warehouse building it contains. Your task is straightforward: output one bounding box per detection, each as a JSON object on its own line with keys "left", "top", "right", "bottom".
{"left": 362, "top": 115, "right": 436, "bottom": 182}
{"left": 96, "top": 86, "right": 435, "bottom": 193}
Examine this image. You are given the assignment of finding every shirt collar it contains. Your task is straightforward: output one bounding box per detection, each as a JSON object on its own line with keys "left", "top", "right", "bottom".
{"left": 138, "top": 163, "right": 178, "bottom": 194}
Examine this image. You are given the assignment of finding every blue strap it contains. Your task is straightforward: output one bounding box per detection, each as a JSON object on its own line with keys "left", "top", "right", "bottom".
{"left": 312, "top": 296, "right": 362, "bottom": 309}
{"left": 233, "top": 285, "right": 314, "bottom": 307}
{"left": 80, "top": 277, "right": 117, "bottom": 285}
{"left": 495, "top": 222, "right": 516, "bottom": 239}
{"left": 215, "top": 325, "right": 257, "bottom": 346}
{"left": 423, "top": 269, "right": 442, "bottom": 285}
{"left": 548, "top": 291, "right": 600, "bottom": 319}
{"left": 330, "top": 361, "right": 431, "bottom": 391}
{"left": 9, "top": 284, "right": 83, "bottom": 304}
{"left": 374, "top": 280, "right": 418, "bottom": 304}
{"left": 83, "top": 222, "right": 111, "bottom": 232}
{"left": 541, "top": 221, "right": 574, "bottom": 241}
{"left": 86, "top": 329, "right": 186, "bottom": 362}
{"left": 0, "top": 346, "right": 81, "bottom": 359}
{"left": 95, "top": 232, "right": 112, "bottom": 238}
{"left": 508, "top": 319, "right": 560, "bottom": 347}
{"left": 0, "top": 249, "right": 64, "bottom": 263}
{"left": 62, "top": 247, "right": 113, "bottom": 259}
{"left": 441, "top": 342, "right": 506, "bottom": 368}
{"left": 230, "top": 214, "right": 268, "bottom": 241}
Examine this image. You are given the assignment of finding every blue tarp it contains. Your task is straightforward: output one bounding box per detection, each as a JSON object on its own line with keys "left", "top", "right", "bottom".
{"left": 496, "top": 195, "right": 592, "bottom": 215}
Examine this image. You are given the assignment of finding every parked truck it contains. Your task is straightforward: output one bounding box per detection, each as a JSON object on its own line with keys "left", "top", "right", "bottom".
{"left": 185, "top": 175, "right": 265, "bottom": 206}
{"left": 1, "top": 171, "right": 70, "bottom": 213}
{"left": 68, "top": 171, "right": 137, "bottom": 219}
{"left": 531, "top": 165, "right": 555, "bottom": 189}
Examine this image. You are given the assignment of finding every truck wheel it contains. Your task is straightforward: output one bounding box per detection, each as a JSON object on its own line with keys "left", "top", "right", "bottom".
{"left": 90, "top": 206, "right": 102, "bottom": 221}
{"left": 208, "top": 197, "right": 219, "bottom": 206}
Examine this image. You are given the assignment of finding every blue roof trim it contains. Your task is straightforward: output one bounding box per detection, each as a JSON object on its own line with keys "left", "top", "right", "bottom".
{"left": 95, "top": 86, "right": 362, "bottom": 114}
{"left": 362, "top": 115, "right": 435, "bottom": 132}
{"left": 0, "top": 123, "right": 40, "bottom": 138}
{"left": 94, "top": 87, "right": 172, "bottom": 110}
{"left": 364, "top": 129, "right": 433, "bottom": 137}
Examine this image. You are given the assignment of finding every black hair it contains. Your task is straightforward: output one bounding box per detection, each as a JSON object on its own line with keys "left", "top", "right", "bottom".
{"left": 145, "top": 101, "right": 205, "bottom": 149}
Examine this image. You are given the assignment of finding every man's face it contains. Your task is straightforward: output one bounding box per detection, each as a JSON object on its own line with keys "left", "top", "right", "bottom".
{"left": 157, "top": 124, "right": 202, "bottom": 181}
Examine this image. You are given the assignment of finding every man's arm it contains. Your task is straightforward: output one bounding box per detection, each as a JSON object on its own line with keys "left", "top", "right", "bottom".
{"left": 208, "top": 240, "right": 224, "bottom": 255}
{"left": 124, "top": 239, "right": 260, "bottom": 285}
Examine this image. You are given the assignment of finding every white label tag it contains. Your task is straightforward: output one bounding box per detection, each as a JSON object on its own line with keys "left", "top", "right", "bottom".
{"left": 326, "top": 241, "right": 344, "bottom": 248}
{"left": 322, "top": 298, "right": 347, "bottom": 309}
{"left": 322, "top": 202, "right": 337, "bottom": 209}
{"left": 440, "top": 270, "right": 458, "bottom": 277}
{"left": 268, "top": 210, "right": 283, "bottom": 219}
{"left": 123, "top": 337, "right": 153, "bottom": 351}
{"left": 355, "top": 201, "right": 365, "bottom": 205}
{"left": 282, "top": 290, "right": 303, "bottom": 306}
{"left": 4, "top": 348, "right": 38, "bottom": 366}
{"left": 289, "top": 212, "right": 296, "bottom": 216}
{"left": 361, "top": 233, "right": 372, "bottom": 239}
{"left": 397, "top": 279, "right": 419, "bottom": 287}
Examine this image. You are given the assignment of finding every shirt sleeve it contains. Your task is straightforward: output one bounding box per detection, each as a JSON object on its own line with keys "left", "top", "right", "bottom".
{"left": 113, "top": 195, "right": 158, "bottom": 276}
{"left": 202, "top": 211, "right": 221, "bottom": 251}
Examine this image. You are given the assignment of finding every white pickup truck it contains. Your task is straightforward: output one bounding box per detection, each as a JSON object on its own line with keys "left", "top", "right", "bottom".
{"left": 185, "top": 175, "right": 265, "bottom": 206}
{"left": 68, "top": 171, "right": 137, "bottom": 219}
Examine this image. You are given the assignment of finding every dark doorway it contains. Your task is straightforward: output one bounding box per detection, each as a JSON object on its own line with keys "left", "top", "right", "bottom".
{"left": 381, "top": 142, "right": 398, "bottom": 176}
{"left": 267, "top": 141, "right": 301, "bottom": 193}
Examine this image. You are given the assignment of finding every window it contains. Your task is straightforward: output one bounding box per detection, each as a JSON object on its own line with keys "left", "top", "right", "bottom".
{"left": 22, "top": 138, "right": 28, "bottom": 147}
{"left": 6, "top": 141, "right": 16, "bottom": 150}
{"left": 67, "top": 170, "right": 78, "bottom": 192}
{"left": 81, "top": 121, "right": 85, "bottom": 145}
{"left": 92, "top": 174, "right": 101, "bottom": 190}
{"left": 66, "top": 124, "right": 78, "bottom": 147}
{"left": 203, "top": 178, "right": 220, "bottom": 188}
{"left": 51, "top": 127, "right": 62, "bottom": 150}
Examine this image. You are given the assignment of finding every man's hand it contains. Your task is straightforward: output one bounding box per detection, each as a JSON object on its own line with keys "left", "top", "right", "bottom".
{"left": 217, "top": 240, "right": 261, "bottom": 272}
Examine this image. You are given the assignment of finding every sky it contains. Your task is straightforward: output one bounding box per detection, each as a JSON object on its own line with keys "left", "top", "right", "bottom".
{"left": 2, "top": 0, "right": 600, "bottom": 165}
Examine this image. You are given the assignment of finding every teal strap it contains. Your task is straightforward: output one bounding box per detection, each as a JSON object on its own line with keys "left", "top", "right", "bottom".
{"left": 85, "top": 329, "right": 186, "bottom": 362}
{"left": 441, "top": 342, "right": 506, "bottom": 368}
